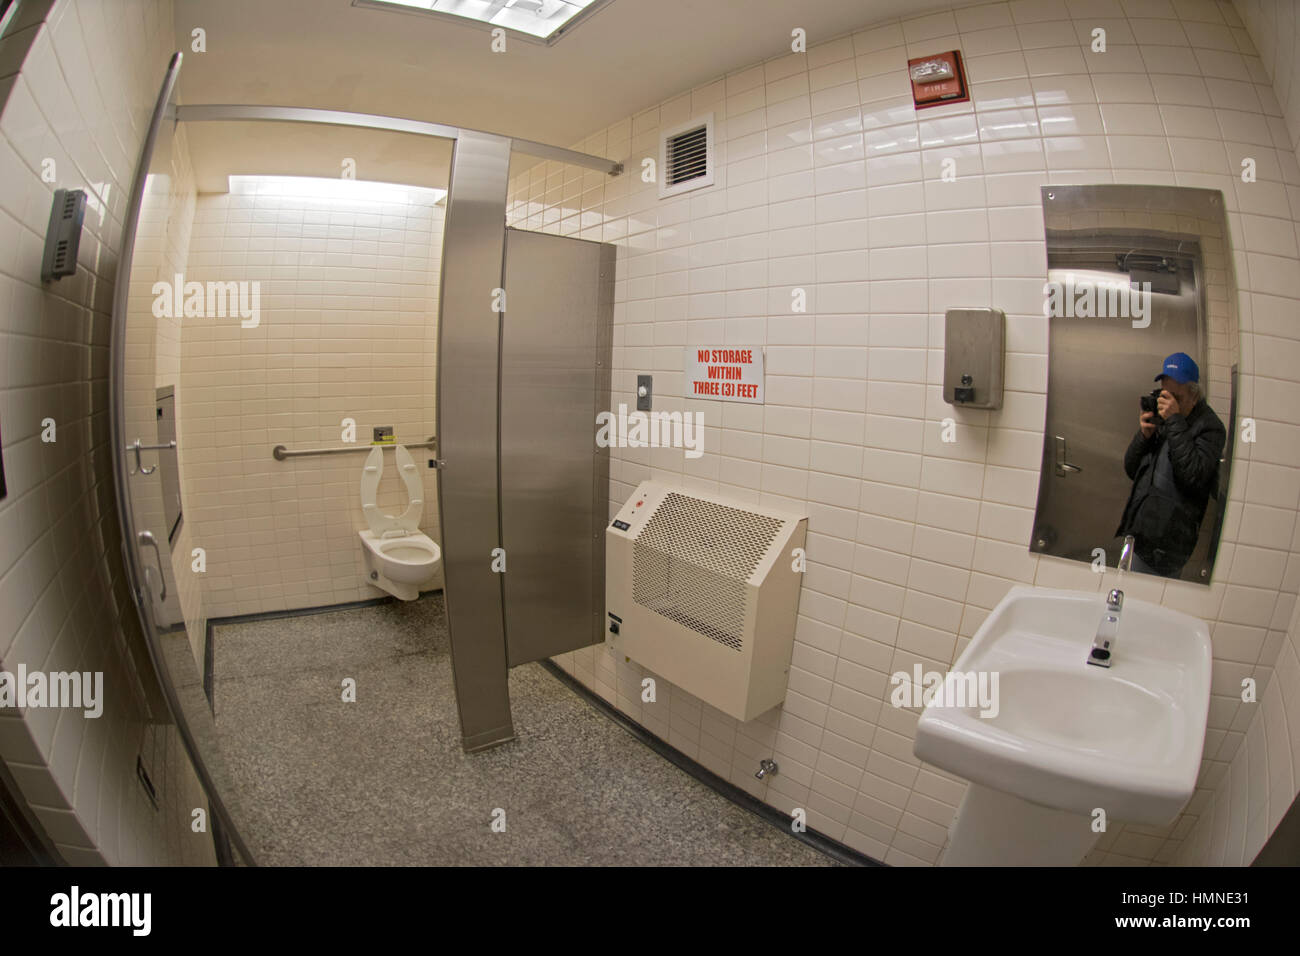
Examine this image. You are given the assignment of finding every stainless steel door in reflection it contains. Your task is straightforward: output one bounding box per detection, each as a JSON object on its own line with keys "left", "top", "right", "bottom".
{"left": 1032, "top": 254, "right": 1201, "bottom": 567}
{"left": 500, "top": 228, "right": 614, "bottom": 666}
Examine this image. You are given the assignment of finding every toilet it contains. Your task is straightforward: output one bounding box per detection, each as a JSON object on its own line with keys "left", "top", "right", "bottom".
{"left": 357, "top": 444, "right": 441, "bottom": 601}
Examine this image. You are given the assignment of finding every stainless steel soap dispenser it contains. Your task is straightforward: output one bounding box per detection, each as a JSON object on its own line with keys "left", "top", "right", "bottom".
{"left": 943, "top": 307, "right": 1005, "bottom": 410}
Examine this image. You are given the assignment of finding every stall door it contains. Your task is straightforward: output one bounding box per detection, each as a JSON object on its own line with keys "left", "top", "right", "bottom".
{"left": 500, "top": 228, "right": 615, "bottom": 666}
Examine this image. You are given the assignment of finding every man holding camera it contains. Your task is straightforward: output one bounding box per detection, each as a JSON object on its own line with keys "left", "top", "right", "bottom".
{"left": 1115, "top": 352, "right": 1226, "bottom": 578}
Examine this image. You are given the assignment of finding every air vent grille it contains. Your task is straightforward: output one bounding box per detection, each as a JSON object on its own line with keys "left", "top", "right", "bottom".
{"left": 665, "top": 124, "right": 708, "bottom": 187}
{"left": 40, "top": 188, "right": 86, "bottom": 282}
{"left": 631, "top": 492, "right": 782, "bottom": 652}
{"left": 659, "top": 114, "right": 714, "bottom": 198}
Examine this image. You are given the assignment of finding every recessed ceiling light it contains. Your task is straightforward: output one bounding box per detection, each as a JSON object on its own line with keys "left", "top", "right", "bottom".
{"left": 352, "top": 0, "right": 613, "bottom": 44}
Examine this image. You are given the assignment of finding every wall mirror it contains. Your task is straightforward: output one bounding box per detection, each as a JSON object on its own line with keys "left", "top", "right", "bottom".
{"left": 1031, "top": 184, "right": 1239, "bottom": 584}
{"left": 110, "top": 44, "right": 624, "bottom": 861}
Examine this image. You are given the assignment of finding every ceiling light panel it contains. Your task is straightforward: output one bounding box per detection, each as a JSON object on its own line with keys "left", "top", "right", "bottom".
{"left": 356, "top": 0, "right": 606, "bottom": 43}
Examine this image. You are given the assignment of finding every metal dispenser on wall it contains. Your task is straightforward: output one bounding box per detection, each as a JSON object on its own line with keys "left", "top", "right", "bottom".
{"left": 943, "top": 308, "right": 1005, "bottom": 410}
{"left": 40, "top": 188, "right": 87, "bottom": 282}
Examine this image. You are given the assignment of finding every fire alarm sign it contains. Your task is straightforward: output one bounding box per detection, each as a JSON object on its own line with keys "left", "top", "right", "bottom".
{"left": 908, "top": 50, "right": 969, "bottom": 109}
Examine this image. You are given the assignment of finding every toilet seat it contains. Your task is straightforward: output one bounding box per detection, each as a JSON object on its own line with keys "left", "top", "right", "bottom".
{"left": 360, "top": 444, "right": 424, "bottom": 536}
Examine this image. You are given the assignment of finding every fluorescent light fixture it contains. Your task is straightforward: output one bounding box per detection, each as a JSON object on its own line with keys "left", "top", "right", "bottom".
{"left": 1061, "top": 271, "right": 1139, "bottom": 297}
{"left": 0, "top": 1, "right": 21, "bottom": 40}
{"left": 353, "top": 0, "right": 612, "bottom": 44}
{"left": 228, "top": 175, "right": 447, "bottom": 205}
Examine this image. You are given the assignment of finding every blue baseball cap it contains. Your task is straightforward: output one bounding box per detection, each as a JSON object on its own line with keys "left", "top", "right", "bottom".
{"left": 1155, "top": 352, "right": 1199, "bottom": 384}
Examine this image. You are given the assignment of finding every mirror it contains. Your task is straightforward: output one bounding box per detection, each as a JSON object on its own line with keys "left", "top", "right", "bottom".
{"left": 111, "top": 54, "right": 262, "bottom": 863}
{"left": 114, "top": 67, "right": 458, "bottom": 859}
{"left": 1031, "top": 184, "right": 1239, "bottom": 584}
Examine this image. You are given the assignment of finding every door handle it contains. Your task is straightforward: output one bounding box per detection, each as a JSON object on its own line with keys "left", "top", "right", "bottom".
{"left": 127, "top": 439, "right": 176, "bottom": 475}
{"left": 138, "top": 530, "right": 167, "bottom": 601}
{"left": 1054, "top": 435, "right": 1082, "bottom": 476}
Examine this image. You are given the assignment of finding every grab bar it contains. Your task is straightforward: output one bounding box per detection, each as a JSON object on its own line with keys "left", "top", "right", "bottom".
{"left": 127, "top": 439, "right": 176, "bottom": 475}
{"left": 272, "top": 435, "right": 437, "bottom": 461}
{"left": 138, "top": 531, "right": 167, "bottom": 601}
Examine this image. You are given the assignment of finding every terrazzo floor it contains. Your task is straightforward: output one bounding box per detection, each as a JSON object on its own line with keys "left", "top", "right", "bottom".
{"left": 210, "top": 593, "right": 837, "bottom": 866}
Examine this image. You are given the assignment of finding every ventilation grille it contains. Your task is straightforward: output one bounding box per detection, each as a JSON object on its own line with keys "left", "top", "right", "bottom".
{"left": 631, "top": 492, "right": 782, "bottom": 652}
{"left": 41, "top": 188, "right": 85, "bottom": 282}
{"left": 53, "top": 192, "right": 78, "bottom": 272}
{"left": 665, "top": 124, "right": 709, "bottom": 188}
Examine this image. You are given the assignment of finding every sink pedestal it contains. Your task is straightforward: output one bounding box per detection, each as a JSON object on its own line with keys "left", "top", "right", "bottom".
{"left": 942, "top": 783, "right": 1102, "bottom": 866}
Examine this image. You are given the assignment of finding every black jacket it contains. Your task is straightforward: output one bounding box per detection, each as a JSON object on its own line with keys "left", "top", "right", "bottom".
{"left": 1116, "top": 398, "right": 1226, "bottom": 573}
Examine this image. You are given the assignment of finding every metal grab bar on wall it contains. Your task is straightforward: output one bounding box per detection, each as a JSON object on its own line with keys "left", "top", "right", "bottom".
{"left": 126, "top": 439, "right": 176, "bottom": 475}
{"left": 272, "top": 436, "right": 437, "bottom": 461}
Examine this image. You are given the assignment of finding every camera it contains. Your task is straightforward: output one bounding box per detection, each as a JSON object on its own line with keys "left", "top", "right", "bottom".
{"left": 1139, "top": 388, "right": 1162, "bottom": 414}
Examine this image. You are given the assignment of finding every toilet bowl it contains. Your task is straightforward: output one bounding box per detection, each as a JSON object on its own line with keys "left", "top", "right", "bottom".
{"left": 357, "top": 444, "right": 441, "bottom": 601}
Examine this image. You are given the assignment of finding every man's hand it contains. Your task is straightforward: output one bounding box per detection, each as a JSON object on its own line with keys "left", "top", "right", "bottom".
{"left": 1157, "top": 389, "right": 1182, "bottom": 420}
{"left": 1140, "top": 410, "right": 1157, "bottom": 439}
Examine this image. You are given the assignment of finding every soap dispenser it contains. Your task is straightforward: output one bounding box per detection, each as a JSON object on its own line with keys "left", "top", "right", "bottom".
{"left": 943, "top": 308, "right": 1005, "bottom": 410}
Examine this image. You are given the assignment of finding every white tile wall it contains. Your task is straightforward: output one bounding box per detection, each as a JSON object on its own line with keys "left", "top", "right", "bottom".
{"left": 1237, "top": 0, "right": 1300, "bottom": 167}
{"left": 1178, "top": 589, "right": 1300, "bottom": 863}
{"left": 0, "top": 0, "right": 212, "bottom": 864}
{"left": 510, "top": 0, "right": 1300, "bottom": 865}
{"left": 1173, "top": 0, "right": 1300, "bottom": 866}
{"left": 180, "top": 176, "right": 446, "bottom": 618}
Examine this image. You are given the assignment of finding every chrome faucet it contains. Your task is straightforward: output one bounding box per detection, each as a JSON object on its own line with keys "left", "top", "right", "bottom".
{"left": 1088, "top": 589, "right": 1122, "bottom": 667}
{"left": 1088, "top": 536, "right": 1134, "bottom": 668}
{"left": 1117, "top": 534, "right": 1135, "bottom": 581}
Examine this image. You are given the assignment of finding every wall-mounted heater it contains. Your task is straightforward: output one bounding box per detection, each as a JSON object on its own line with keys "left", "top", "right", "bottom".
{"left": 605, "top": 481, "right": 807, "bottom": 722}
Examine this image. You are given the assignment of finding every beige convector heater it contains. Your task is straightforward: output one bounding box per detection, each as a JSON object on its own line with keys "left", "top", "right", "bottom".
{"left": 605, "top": 481, "right": 807, "bottom": 722}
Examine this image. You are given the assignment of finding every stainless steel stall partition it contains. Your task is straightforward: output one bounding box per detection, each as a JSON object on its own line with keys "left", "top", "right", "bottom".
{"left": 436, "top": 178, "right": 616, "bottom": 750}
{"left": 499, "top": 228, "right": 616, "bottom": 667}
{"left": 435, "top": 131, "right": 516, "bottom": 752}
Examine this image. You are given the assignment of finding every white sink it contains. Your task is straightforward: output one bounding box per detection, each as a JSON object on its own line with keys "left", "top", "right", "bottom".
{"left": 914, "top": 585, "right": 1212, "bottom": 828}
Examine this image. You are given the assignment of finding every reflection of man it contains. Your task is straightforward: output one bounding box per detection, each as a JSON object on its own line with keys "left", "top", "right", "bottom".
{"left": 1116, "top": 352, "right": 1226, "bottom": 578}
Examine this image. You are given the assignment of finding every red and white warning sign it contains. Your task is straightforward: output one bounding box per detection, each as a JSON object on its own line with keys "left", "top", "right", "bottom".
{"left": 684, "top": 346, "right": 764, "bottom": 404}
